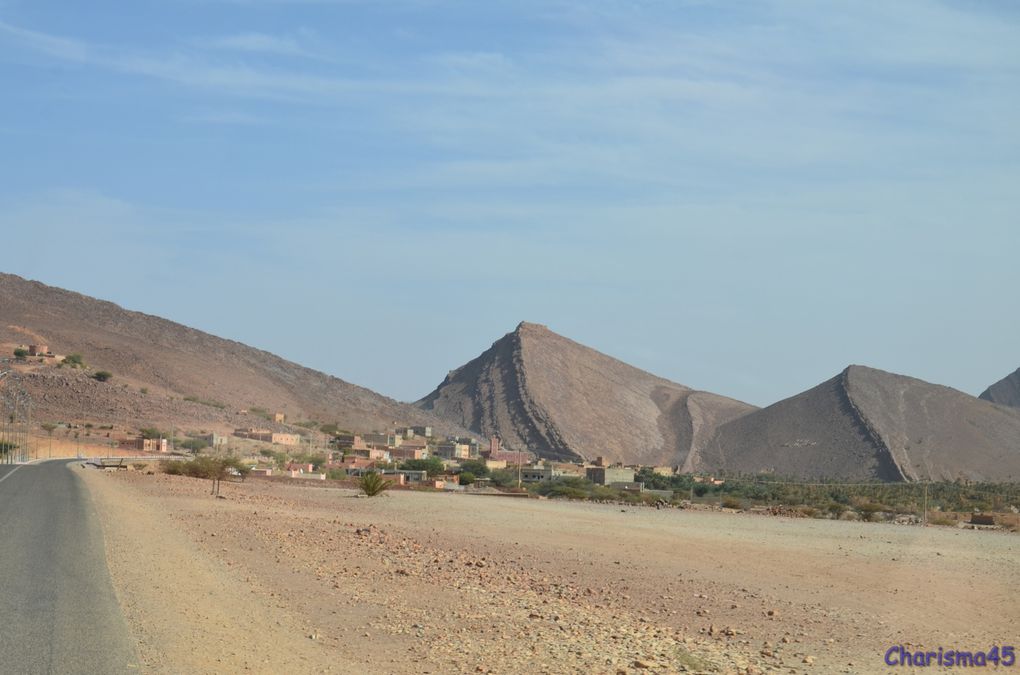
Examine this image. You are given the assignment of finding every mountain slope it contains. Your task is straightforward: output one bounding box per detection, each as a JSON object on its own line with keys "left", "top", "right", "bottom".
{"left": 699, "top": 365, "right": 1020, "bottom": 482}
{"left": 0, "top": 272, "right": 468, "bottom": 435}
{"left": 980, "top": 368, "right": 1020, "bottom": 408}
{"left": 415, "top": 322, "right": 756, "bottom": 466}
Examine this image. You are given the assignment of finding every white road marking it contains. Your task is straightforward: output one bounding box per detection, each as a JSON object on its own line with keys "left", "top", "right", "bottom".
{"left": 0, "top": 465, "right": 24, "bottom": 485}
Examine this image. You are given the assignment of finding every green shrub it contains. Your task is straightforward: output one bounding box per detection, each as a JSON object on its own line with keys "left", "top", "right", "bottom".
{"left": 180, "top": 438, "right": 209, "bottom": 452}
{"left": 488, "top": 469, "right": 518, "bottom": 487}
{"left": 400, "top": 457, "right": 445, "bottom": 476}
{"left": 13, "top": 348, "right": 28, "bottom": 358}
{"left": 857, "top": 502, "right": 885, "bottom": 522}
{"left": 458, "top": 460, "right": 490, "bottom": 477}
{"left": 547, "top": 485, "right": 588, "bottom": 500}
{"left": 62, "top": 353, "right": 85, "bottom": 368}
{"left": 826, "top": 502, "right": 847, "bottom": 517}
{"left": 590, "top": 486, "right": 619, "bottom": 501}
{"left": 459, "top": 471, "right": 476, "bottom": 486}
{"left": 93, "top": 371, "right": 113, "bottom": 382}
{"left": 359, "top": 471, "right": 392, "bottom": 497}
{"left": 182, "top": 396, "right": 226, "bottom": 409}
{"left": 721, "top": 496, "right": 743, "bottom": 510}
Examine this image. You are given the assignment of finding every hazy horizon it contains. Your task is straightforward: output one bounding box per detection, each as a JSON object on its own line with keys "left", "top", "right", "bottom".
{"left": 2, "top": 1, "right": 1018, "bottom": 407}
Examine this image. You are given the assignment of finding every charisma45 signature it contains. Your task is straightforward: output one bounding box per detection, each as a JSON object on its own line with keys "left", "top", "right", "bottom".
{"left": 885, "top": 646, "right": 1016, "bottom": 668}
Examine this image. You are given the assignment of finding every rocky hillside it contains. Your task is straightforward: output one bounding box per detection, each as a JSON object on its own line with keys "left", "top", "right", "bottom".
{"left": 698, "top": 365, "right": 1020, "bottom": 482}
{"left": 415, "top": 322, "right": 756, "bottom": 466}
{"left": 0, "top": 272, "right": 470, "bottom": 436}
{"left": 980, "top": 368, "right": 1020, "bottom": 408}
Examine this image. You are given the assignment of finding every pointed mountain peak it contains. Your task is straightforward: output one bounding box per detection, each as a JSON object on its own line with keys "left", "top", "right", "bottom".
{"left": 980, "top": 366, "right": 1020, "bottom": 408}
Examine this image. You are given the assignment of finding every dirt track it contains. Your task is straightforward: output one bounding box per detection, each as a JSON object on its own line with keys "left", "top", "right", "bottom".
{"left": 81, "top": 470, "right": 1019, "bottom": 674}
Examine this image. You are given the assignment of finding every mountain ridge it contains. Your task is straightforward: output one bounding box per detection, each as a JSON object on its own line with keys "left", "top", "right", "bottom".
{"left": 417, "top": 321, "right": 757, "bottom": 466}
{"left": 700, "top": 364, "right": 1020, "bottom": 481}
{"left": 0, "top": 272, "right": 472, "bottom": 437}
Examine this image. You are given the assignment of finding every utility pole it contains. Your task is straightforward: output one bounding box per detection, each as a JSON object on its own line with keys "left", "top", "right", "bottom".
{"left": 923, "top": 481, "right": 929, "bottom": 527}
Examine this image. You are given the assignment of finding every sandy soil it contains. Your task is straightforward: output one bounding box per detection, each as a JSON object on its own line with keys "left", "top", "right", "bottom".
{"left": 80, "top": 469, "right": 1019, "bottom": 674}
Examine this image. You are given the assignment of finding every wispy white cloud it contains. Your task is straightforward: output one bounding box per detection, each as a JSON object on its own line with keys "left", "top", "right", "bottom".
{"left": 180, "top": 109, "right": 269, "bottom": 125}
{"left": 196, "top": 30, "right": 324, "bottom": 59}
{"left": 0, "top": 19, "right": 90, "bottom": 61}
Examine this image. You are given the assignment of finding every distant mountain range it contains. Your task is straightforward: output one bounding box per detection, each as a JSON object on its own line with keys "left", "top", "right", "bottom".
{"left": 3, "top": 272, "right": 1018, "bottom": 481}
{"left": 419, "top": 326, "right": 1020, "bottom": 482}
{"left": 0, "top": 272, "right": 469, "bottom": 438}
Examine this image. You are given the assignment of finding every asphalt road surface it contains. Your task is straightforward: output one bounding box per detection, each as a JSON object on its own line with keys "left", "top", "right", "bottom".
{"left": 0, "top": 460, "right": 138, "bottom": 674}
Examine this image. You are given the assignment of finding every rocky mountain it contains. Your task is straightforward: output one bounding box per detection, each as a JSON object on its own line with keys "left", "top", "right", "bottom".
{"left": 0, "top": 272, "right": 469, "bottom": 437}
{"left": 415, "top": 322, "right": 756, "bottom": 466}
{"left": 980, "top": 368, "right": 1020, "bottom": 408}
{"left": 698, "top": 365, "right": 1020, "bottom": 482}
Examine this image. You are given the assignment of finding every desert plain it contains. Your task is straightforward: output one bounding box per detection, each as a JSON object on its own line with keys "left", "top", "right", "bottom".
{"left": 78, "top": 467, "right": 1017, "bottom": 675}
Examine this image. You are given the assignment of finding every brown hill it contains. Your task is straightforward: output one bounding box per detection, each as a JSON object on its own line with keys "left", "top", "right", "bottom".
{"left": 415, "top": 322, "right": 756, "bottom": 466}
{"left": 980, "top": 368, "right": 1020, "bottom": 408}
{"left": 0, "top": 272, "right": 470, "bottom": 437}
{"left": 698, "top": 365, "right": 1020, "bottom": 482}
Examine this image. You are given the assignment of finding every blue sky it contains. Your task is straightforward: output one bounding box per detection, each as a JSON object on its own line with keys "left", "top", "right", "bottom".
{"left": 1, "top": 0, "right": 1018, "bottom": 407}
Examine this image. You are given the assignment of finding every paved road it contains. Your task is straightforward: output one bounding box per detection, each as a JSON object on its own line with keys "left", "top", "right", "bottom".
{"left": 0, "top": 461, "right": 138, "bottom": 674}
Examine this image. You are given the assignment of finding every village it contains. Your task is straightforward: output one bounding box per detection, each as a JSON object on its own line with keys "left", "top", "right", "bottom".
{"left": 111, "top": 411, "right": 721, "bottom": 499}
{"left": 223, "top": 422, "right": 708, "bottom": 498}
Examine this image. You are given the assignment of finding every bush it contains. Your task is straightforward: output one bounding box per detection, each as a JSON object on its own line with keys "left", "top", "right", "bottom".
{"left": 326, "top": 468, "right": 347, "bottom": 480}
{"left": 93, "top": 371, "right": 113, "bottom": 382}
{"left": 62, "top": 353, "right": 85, "bottom": 368}
{"left": 547, "top": 485, "right": 588, "bottom": 500}
{"left": 857, "top": 502, "right": 885, "bottom": 522}
{"left": 459, "top": 471, "right": 476, "bottom": 486}
{"left": 139, "top": 427, "right": 163, "bottom": 440}
{"left": 182, "top": 395, "right": 226, "bottom": 409}
{"left": 13, "top": 348, "right": 28, "bottom": 359}
{"left": 400, "top": 457, "right": 445, "bottom": 477}
{"left": 721, "top": 496, "right": 743, "bottom": 510}
{"left": 162, "top": 460, "right": 185, "bottom": 475}
{"left": 458, "top": 460, "right": 490, "bottom": 477}
{"left": 359, "top": 471, "right": 392, "bottom": 497}
{"left": 489, "top": 469, "right": 518, "bottom": 488}
{"left": 180, "top": 438, "right": 209, "bottom": 453}
{"left": 161, "top": 456, "right": 249, "bottom": 481}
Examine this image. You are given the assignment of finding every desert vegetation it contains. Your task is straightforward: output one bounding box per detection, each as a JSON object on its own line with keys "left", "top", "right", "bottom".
{"left": 358, "top": 471, "right": 391, "bottom": 497}
{"left": 61, "top": 353, "right": 85, "bottom": 368}
{"left": 162, "top": 455, "right": 251, "bottom": 495}
{"left": 182, "top": 395, "right": 226, "bottom": 410}
{"left": 517, "top": 469, "right": 1020, "bottom": 524}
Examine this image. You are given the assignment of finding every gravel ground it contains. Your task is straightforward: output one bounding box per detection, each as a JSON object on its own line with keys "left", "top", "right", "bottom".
{"left": 81, "top": 471, "right": 1019, "bottom": 674}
